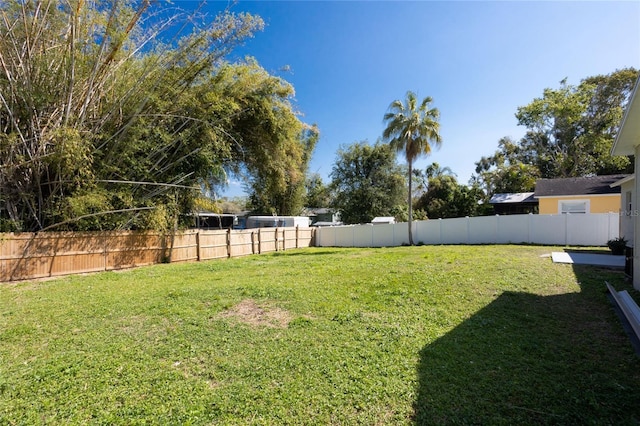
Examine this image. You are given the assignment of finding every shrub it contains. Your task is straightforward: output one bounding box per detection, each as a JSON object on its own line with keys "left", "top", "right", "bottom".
{"left": 607, "top": 237, "right": 627, "bottom": 255}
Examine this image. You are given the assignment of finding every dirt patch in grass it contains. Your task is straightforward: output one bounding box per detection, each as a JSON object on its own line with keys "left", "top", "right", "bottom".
{"left": 218, "top": 299, "right": 293, "bottom": 328}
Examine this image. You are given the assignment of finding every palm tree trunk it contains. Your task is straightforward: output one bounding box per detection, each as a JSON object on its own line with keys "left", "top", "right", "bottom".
{"left": 408, "top": 160, "right": 414, "bottom": 246}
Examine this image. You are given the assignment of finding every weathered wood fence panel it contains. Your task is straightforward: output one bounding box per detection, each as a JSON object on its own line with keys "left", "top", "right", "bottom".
{"left": 0, "top": 226, "right": 315, "bottom": 282}
{"left": 106, "top": 232, "right": 166, "bottom": 270}
{"left": 166, "top": 231, "right": 199, "bottom": 263}
{"left": 197, "top": 230, "right": 229, "bottom": 260}
{"left": 257, "top": 228, "right": 278, "bottom": 253}
{"left": 229, "top": 230, "right": 255, "bottom": 258}
{"left": 0, "top": 232, "right": 109, "bottom": 281}
{"left": 296, "top": 226, "right": 314, "bottom": 249}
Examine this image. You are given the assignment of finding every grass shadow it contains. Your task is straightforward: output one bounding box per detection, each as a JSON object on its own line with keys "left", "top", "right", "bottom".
{"left": 413, "top": 264, "right": 640, "bottom": 424}
{"left": 269, "top": 248, "right": 345, "bottom": 257}
{"left": 563, "top": 247, "right": 612, "bottom": 255}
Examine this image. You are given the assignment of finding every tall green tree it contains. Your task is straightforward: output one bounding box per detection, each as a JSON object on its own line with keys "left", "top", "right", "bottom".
{"left": 474, "top": 137, "right": 540, "bottom": 196}
{"left": 329, "top": 141, "right": 405, "bottom": 225}
{"left": 515, "top": 68, "right": 637, "bottom": 178}
{"left": 305, "top": 173, "right": 331, "bottom": 208}
{"left": 415, "top": 175, "right": 484, "bottom": 219}
{"left": 0, "top": 1, "right": 314, "bottom": 231}
{"left": 211, "top": 61, "right": 319, "bottom": 215}
{"left": 425, "top": 162, "right": 456, "bottom": 180}
{"left": 472, "top": 68, "right": 637, "bottom": 199}
{"left": 0, "top": 0, "right": 260, "bottom": 230}
{"left": 383, "top": 91, "right": 441, "bottom": 245}
{"left": 412, "top": 162, "right": 456, "bottom": 199}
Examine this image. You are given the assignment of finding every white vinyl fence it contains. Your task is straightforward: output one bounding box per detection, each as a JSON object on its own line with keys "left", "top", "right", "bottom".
{"left": 315, "top": 213, "right": 619, "bottom": 247}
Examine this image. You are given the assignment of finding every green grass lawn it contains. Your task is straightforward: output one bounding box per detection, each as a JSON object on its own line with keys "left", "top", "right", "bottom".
{"left": 1, "top": 245, "right": 639, "bottom": 425}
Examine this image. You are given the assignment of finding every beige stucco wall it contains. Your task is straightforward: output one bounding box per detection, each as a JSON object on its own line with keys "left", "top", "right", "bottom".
{"left": 537, "top": 194, "right": 621, "bottom": 214}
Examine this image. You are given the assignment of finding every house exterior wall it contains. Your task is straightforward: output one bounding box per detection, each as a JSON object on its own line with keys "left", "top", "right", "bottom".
{"left": 537, "top": 194, "right": 621, "bottom": 214}
{"left": 619, "top": 180, "right": 635, "bottom": 245}
{"left": 635, "top": 145, "right": 640, "bottom": 290}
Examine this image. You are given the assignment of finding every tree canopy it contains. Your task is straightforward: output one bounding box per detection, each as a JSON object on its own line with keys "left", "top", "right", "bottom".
{"left": 329, "top": 141, "right": 405, "bottom": 225}
{"left": 305, "top": 173, "right": 331, "bottom": 208}
{"left": 0, "top": 0, "right": 315, "bottom": 231}
{"left": 474, "top": 68, "right": 638, "bottom": 198}
{"left": 414, "top": 174, "right": 484, "bottom": 219}
{"left": 473, "top": 137, "right": 540, "bottom": 195}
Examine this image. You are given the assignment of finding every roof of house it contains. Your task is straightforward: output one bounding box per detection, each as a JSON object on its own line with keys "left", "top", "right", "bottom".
{"left": 371, "top": 217, "right": 395, "bottom": 224}
{"left": 534, "top": 175, "right": 629, "bottom": 197}
{"left": 489, "top": 192, "right": 537, "bottom": 204}
{"left": 305, "top": 207, "right": 334, "bottom": 215}
{"left": 611, "top": 75, "right": 640, "bottom": 156}
{"left": 310, "top": 221, "right": 343, "bottom": 227}
{"left": 610, "top": 174, "right": 635, "bottom": 188}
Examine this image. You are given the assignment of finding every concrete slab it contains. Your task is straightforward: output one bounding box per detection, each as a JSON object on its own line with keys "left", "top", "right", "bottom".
{"left": 551, "top": 252, "right": 625, "bottom": 268}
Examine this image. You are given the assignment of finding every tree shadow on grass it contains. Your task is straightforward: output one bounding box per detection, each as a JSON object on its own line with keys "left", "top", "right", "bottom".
{"left": 269, "top": 249, "right": 345, "bottom": 257}
{"left": 413, "top": 265, "right": 640, "bottom": 425}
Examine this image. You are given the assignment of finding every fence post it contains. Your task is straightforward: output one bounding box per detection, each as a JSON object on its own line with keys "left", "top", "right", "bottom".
{"left": 370, "top": 223, "right": 374, "bottom": 247}
{"left": 608, "top": 212, "right": 614, "bottom": 241}
{"left": 393, "top": 222, "right": 396, "bottom": 246}
{"left": 103, "top": 231, "right": 108, "bottom": 272}
{"left": 196, "top": 231, "right": 201, "bottom": 261}
{"left": 251, "top": 231, "right": 255, "bottom": 254}
{"left": 354, "top": 226, "right": 358, "bottom": 247}
{"left": 466, "top": 216, "right": 470, "bottom": 244}
{"left": 275, "top": 227, "right": 279, "bottom": 251}
{"left": 226, "top": 228, "right": 232, "bottom": 258}
{"left": 258, "top": 228, "right": 262, "bottom": 254}
{"left": 296, "top": 225, "right": 299, "bottom": 249}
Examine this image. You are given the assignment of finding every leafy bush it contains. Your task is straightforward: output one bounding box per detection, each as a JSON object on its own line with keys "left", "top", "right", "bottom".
{"left": 607, "top": 237, "right": 628, "bottom": 255}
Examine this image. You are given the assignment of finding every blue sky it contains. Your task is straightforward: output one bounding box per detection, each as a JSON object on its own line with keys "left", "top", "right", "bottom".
{"left": 192, "top": 1, "right": 640, "bottom": 197}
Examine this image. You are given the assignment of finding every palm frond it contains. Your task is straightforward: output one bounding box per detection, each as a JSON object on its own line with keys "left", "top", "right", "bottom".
{"left": 381, "top": 90, "right": 443, "bottom": 245}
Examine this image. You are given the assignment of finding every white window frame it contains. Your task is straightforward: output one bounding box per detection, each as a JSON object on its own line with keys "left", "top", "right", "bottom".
{"left": 558, "top": 199, "right": 590, "bottom": 214}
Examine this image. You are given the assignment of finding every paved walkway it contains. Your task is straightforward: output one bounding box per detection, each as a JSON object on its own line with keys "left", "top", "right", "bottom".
{"left": 551, "top": 252, "right": 625, "bottom": 268}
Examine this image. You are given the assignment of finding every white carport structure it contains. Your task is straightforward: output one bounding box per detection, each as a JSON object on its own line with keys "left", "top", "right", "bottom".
{"left": 611, "top": 75, "right": 640, "bottom": 290}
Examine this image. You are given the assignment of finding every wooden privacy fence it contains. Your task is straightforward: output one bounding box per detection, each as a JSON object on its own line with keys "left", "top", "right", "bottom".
{"left": 0, "top": 226, "right": 315, "bottom": 282}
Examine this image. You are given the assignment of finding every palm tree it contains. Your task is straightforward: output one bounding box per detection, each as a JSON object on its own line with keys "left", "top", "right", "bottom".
{"left": 425, "top": 162, "right": 455, "bottom": 179}
{"left": 383, "top": 91, "right": 442, "bottom": 245}
{"left": 412, "top": 162, "right": 455, "bottom": 198}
